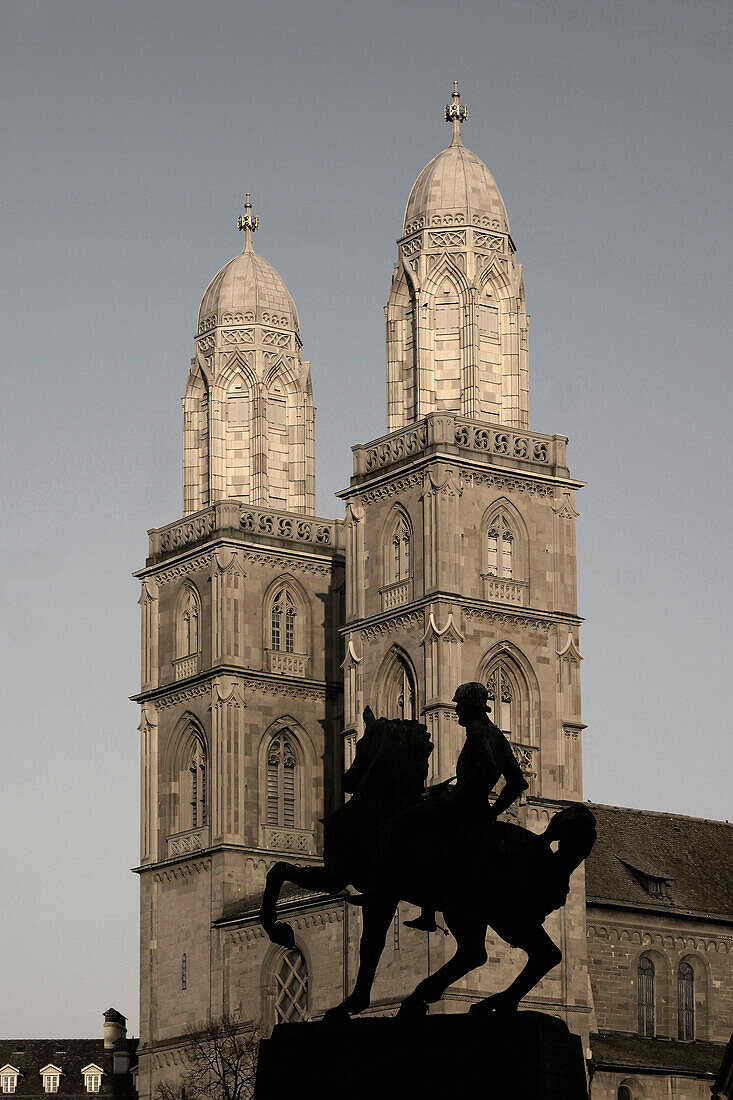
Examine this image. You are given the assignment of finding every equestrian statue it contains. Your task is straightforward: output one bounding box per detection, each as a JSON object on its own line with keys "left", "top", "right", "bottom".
{"left": 259, "top": 681, "right": 596, "bottom": 1021}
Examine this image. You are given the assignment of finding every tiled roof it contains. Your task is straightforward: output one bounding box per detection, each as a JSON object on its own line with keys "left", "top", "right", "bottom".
{"left": 590, "top": 1031, "right": 727, "bottom": 1078}
{"left": 585, "top": 804, "right": 733, "bottom": 921}
{"left": 0, "top": 1041, "right": 137, "bottom": 1099}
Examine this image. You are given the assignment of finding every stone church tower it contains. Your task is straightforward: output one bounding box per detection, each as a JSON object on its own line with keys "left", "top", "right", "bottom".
{"left": 134, "top": 86, "right": 590, "bottom": 1096}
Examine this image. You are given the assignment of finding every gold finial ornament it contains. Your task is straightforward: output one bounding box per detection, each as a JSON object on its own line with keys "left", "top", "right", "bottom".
{"left": 237, "top": 192, "right": 259, "bottom": 251}
{"left": 445, "top": 80, "right": 468, "bottom": 145}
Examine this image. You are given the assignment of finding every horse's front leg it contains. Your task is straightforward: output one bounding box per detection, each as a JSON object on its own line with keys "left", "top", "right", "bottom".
{"left": 469, "top": 925, "right": 561, "bottom": 1016}
{"left": 260, "top": 862, "right": 347, "bottom": 948}
{"left": 323, "top": 894, "right": 397, "bottom": 1022}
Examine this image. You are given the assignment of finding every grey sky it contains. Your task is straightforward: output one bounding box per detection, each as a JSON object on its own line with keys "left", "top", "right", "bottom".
{"left": 1, "top": 0, "right": 730, "bottom": 1038}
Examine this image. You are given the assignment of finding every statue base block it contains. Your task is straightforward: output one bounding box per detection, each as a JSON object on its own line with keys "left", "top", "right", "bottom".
{"left": 254, "top": 1010, "right": 588, "bottom": 1100}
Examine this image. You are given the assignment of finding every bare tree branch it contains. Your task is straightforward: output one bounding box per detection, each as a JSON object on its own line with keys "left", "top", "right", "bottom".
{"left": 155, "top": 1013, "right": 261, "bottom": 1100}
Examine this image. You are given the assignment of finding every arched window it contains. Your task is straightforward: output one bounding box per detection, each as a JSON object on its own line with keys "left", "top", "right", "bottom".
{"left": 486, "top": 512, "right": 514, "bottom": 579}
{"left": 391, "top": 517, "right": 411, "bottom": 583}
{"left": 617, "top": 1087, "right": 632, "bottom": 1100}
{"left": 638, "top": 955, "right": 655, "bottom": 1036}
{"left": 274, "top": 948, "right": 309, "bottom": 1023}
{"left": 379, "top": 651, "right": 417, "bottom": 720}
{"left": 486, "top": 665, "right": 515, "bottom": 735}
{"left": 678, "top": 961, "right": 694, "bottom": 1039}
{"left": 271, "top": 589, "right": 296, "bottom": 653}
{"left": 266, "top": 732, "right": 297, "bottom": 828}
{"left": 177, "top": 585, "right": 201, "bottom": 659}
{"left": 383, "top": 512, "right": 411, "bottom": 588}
{"left": 189, "top": 738, "right": 207, "bottom": 828}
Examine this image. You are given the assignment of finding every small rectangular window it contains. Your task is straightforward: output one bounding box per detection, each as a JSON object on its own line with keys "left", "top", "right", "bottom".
{"left": 86, "top": 1076, "right": 101, "bottom": 1093}
{"left": 2, "top": 1078, "right": 17, "bottom": 1094}
{"left": 44, "top": 1077, "right": 59, "bottom": 1093}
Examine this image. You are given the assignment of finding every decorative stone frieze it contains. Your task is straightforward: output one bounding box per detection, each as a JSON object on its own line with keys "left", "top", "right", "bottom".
{"left": 166, "top": 826, "right": 209, "bottom": 858}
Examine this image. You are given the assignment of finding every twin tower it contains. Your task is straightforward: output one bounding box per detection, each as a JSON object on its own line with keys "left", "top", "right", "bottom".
{"left": 135, "top": 86, "right": 587, "bottom": 1092}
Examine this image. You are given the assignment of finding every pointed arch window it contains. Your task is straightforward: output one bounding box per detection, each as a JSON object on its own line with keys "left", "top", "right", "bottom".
{"left": 189, "top": 737, "right": 207, "bottom": 828}
{"left": 486, "top": 513, "right": 514, "bottom": 579}
{"left": 275, "top": 948, "right": 309, "bottom": 1023}
{"left": 486, "top": 666, "right": 515, "bottom": 736}
{"left": 638, "top": 955, "right": 655, "bottom": 1037}
{"left": 391, "top": 516, "right": 411, "bottom": 584}
{"left": 381, "top": 653, "right": 417, "bottom": 721}
{"left": 176, "top": 585, "right": 201, "bottom": 677}
{"left": 266, "top": 733, "right": 297, "bottom": 828}
{"left": 271, "top": 589, "right": 296, "bottom": 653}
{"left": 678, "top": 961, "right": 694, "bottom": 1039}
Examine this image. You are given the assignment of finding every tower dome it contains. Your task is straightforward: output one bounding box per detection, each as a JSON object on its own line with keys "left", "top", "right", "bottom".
{"left": 386, "top": 85, "right": 528, "bottom": 433}
{"left": 183, "top": 195, "right": 315, "bottom": 517}
{"left": 403, "top": 86, "right": 509, "bottom": 236}
{"left": 196, "top": 196, "right": 299, "bottom": 336}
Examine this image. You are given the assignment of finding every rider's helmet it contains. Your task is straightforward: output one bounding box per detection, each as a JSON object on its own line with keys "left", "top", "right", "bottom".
{"left": 452, "top": 681, "right": 491, "bottom": 712}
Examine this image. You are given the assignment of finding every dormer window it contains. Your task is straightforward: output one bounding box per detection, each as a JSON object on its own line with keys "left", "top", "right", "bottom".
{"left": 40, "top": 1067, "right": 63, "bottom": 1094}
{"left": 0, "top": 1068, "right": 20, "bottom": 1094}
{"left": 81, "top": 1066, "right": 104, "bottom": 1094}
{"left": 621, "top": 860, "right": 672, "bottom": 898}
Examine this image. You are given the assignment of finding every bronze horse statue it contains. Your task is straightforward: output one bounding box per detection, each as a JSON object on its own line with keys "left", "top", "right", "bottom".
{"left": 259, "top": 709, "right": 596, "bottom": 1020}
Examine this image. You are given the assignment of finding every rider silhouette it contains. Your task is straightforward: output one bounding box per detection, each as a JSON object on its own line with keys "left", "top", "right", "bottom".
{"left": 403, "top": 680, "right": 529, "bottom": 933}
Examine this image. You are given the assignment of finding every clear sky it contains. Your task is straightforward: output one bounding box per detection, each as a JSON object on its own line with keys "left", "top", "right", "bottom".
{"left": 1, "top": 0, "right": 730, "bottom": 1039}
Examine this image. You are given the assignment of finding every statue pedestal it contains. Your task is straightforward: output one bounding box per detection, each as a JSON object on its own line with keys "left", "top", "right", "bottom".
{"left": 254, "top": 1010, "right": 588, "bottom": 1100}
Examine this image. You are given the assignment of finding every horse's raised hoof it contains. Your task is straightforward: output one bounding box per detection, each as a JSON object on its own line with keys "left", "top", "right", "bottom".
{"left": 468, "top": 992, "right": 518, "bottom": 1017}
{"left": 268, "top": 921, "right": 296, "bottom": 949}
{"left": 322, "top": 1003, "right": 351, "bottom": 1024}
{"left": 396, "top": 993, "right": 429, "bottom": 1022}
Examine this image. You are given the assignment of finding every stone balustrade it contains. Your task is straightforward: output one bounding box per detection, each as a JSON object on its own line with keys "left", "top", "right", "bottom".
{"left": 149, "top": 501, "right": 344, "bottom": 560}
{"left": 261, "top": 825, "right": 314, "bottom": 855}
{"left": 173, "top": 654, "right": 200, "bottom": 680}
{"left": 352, "top": 412, "right": 567, "bottom": 478}
{"left": 266, "top": 650, "right": 309, "bottom": 678}
{"left": 510, "top": 741, "right": 538, "bottom": 780}
{"left": 482, "top": 576, "right": 528, "bottom": 606}
{"left": 380, "top": 580, "right": 410, "bottom": 611}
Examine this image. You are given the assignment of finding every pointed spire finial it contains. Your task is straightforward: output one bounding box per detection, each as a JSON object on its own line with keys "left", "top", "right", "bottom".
{"left": 237, "top": 192, "right": 259, "bottom": 251}
{"left": 445, "top": 81, "right": 468, "bottom": 146}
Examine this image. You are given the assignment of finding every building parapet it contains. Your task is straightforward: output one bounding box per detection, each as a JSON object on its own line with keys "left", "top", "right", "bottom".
{"left": 146, "top": 501, "right": 344, "bottom": 563}
{"left": 350, "top": 412, "right": 569, "bottom": 482}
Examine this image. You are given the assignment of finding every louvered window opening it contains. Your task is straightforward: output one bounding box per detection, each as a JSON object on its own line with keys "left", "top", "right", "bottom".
{"left": 487, "top": 514, "right": 514, "bottom": 579}
{"left": 638, "top": 956, "right": 655, "bottom": 1037}
{"left": 275, "top": 949, "right": 309, "bottom": 1023}
{"left": 678, "top": 961, "right": 694, "bottom": 1039}
{"left": 266, "top": 735, "right": 297, "bottom": 827}
{"left": 272, "top": 590, "right": 296, "bottom": 653}
{"left": 389, "top": 518, "right": 411, "bottom": 584}
{"left": 189, "top": 741, "right": 206, "bottom": 827}
{"left": 486, "top": 666, "right": 514, "bottom": 736}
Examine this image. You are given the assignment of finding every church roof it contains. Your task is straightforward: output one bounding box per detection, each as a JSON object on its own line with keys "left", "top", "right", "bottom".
{"left": 403, "top": 141, "right": 509, "bottom": 236}
{"left": 585, "top": 803, "right": 733, "bottom": 922}
{"left": 590, "top": 1032, "right": 726, "bottom": 1079}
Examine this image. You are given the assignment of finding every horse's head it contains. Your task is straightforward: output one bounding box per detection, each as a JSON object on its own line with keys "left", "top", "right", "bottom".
{"left": 343, "top": 708, "right": 433, "bottom": 806}
{"left": 544, "top": 803, "right": 597, "bottom": 875}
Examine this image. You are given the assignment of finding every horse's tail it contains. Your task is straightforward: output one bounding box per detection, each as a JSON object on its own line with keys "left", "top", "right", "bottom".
{"left": 539, "top": 803, "right": 597, "bottom": 914}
